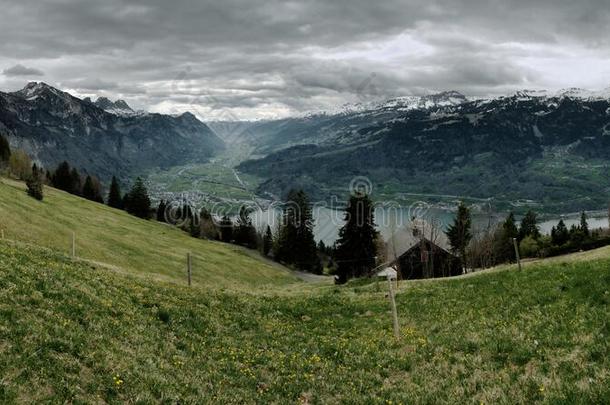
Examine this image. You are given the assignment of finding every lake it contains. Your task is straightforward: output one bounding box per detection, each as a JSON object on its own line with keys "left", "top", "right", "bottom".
{"left": 251, "top": 205, "right": 609, "bottom": 244}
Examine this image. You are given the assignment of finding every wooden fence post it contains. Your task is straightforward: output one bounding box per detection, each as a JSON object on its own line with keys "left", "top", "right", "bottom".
{"left": 187, "top": 253, "right": 192, "bottom": 286}
{"left": 513, "top": 237, "right": 522, "bottom": 271}
{"left": 72, "top": 232, "right": 76, "bottom": 258}
{"left": 387, "top": 275, "right": 400, "bottom": 339}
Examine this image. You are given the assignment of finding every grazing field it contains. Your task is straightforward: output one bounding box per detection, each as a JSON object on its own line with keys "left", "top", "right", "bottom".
{"left": 0, "top": 178, "right": 296, "bottom": 289}
{"left": 0, "top": 239, "right": 608, "bottom": 403}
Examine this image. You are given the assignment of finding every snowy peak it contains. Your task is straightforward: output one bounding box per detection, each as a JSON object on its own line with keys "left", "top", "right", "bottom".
{"left": 506, "top": 88, "right": 610, "bottom": 102}
{"left": 14, "top": 81, "right": 69, "bottom": 101}
{"left": 93, "top": 97, "right": 135, "bottom": 115}
{"left": 555, "top": 87, "right": 610, "bottom": 100}
{"left": 382, "top": 91, "right": 468, "bottom": 109}
{"left": 320, "top": 91, "right": 470, "bottom": 117}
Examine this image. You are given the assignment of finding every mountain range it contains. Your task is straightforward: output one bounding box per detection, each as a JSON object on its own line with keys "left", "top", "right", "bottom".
{"left": 0, "top": 82, "right": 224, "bottom": 181}
{"left": 1, "top": 82, "right": 609, "bottom": 213}
{"left": 230, "top": 89, "right": 610, "bottom": 212}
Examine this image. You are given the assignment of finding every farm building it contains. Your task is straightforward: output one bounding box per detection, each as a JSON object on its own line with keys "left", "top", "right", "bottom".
{"left": 385, "top": 219, "right": 462, "bottom": 279}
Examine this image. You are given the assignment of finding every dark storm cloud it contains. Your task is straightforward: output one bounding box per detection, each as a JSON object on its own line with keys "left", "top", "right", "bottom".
{"left": 2, "top": 64, "right": 44, "bottom": 77}
{"left": 1, "top": 0, "right": 609, "bottom": 118}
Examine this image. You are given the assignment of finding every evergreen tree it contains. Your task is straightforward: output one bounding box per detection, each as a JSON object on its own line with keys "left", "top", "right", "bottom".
{"left": 580, "top": 211, "right": 589, "bottom": 237}
{"left": 0, "top": 134, "right": 10, "bottom": 165}
{"left": 275, "top": 190, "right": 321, "bottom": 273}
{"left": 200, "top": 207, "right": 219, "bottom": 240}
{"left": 262, "top": 225, "right": 273, "bottom": 256}
{"left": 92, "top": 176, "right": 104, "bottom": 203}
{"left": 519, "top": 210, "right": 540, "bottom": 241}
{"left": 234, "top": 206, "right": 257, "bottom": 248}
{"left": 124, "top": 177, "right": 151, "bottom": 219}
{"left": 122, "top": 193, "right": 130, "bottom": 211}
{"left": 52, "top": 161, "right": 73, "bottom": 192}
{"left": 334, "top": 192, "right": 378, "bottom": 283}
{"left": 497, "top": 212, "right": 518, "bottom": 262}
{"left": 82, "top": 175, "right": 96, "bottom": 201}
{"left": 70, "top": 168, "right": 82, "bottom": 195}
{"left": 25, "top": 164, "right": 43, "bottom": 201}
{"left": 156, "top": 200, "right": 167, "bottom": 222}
{"left": 551, "top": 219, "right": 569, "bottom": 246}
{"left": 107, "top": 176, "right": 123, "bottom": 209}
{"left": 446, "top": 201, "right": 472, "bottom": 269}
{"left": 82, "top": 175, "right": 103, "bottom": 202}
{"left": 219, "top": 215, "right": 234, "bottom": 242}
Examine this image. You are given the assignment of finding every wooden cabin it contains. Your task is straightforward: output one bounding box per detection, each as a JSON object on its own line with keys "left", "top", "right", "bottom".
{"left": 385, "top": 219, "right": 462, "bottom": 280}
{"left": 392, "top": 237, "right": 462, "bottom": 279}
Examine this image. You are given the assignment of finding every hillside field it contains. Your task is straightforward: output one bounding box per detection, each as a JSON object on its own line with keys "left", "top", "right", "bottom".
{"left": 0, "top": 178, "right": 609, "bottom": 403}
{"left": 0, "top": 178, "right": 297, "bottom": 289}
{"left": 0, "top": 239, "right": 608, "bottom": 403}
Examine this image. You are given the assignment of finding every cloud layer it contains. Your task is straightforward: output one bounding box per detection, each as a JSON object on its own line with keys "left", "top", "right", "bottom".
{"left": 1, "top": 0, "right": 609, "bottom": 119}
{"left": 2, "top": 64, "right": 44, "bottom": 77}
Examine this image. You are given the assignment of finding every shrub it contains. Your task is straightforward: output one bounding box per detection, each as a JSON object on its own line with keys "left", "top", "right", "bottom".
{"left": 26, "top": 166, "right": 44, "bottom": 201}
{"left": 519, "top": 236, "right": 540, "bottom": 258}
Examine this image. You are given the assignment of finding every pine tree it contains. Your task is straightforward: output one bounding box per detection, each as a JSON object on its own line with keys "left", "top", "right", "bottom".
{"left": 262, "top": 225, "right": 273, "bottom": 256}
{"left": 70, "top": 168, "right": 82, "bottom": 195}
{"left": 124, "top": 177, "right": 151, "bottom": 219}
{"left": 551, "top": 219, "right": 569, "bottom": 246}
{"left": 496, "top": 212, "right": 518, "bottom": 262}
{"left": 122, "top": 193, "right": 130, "bottom": 211}
{"left": 219, "top": 215, "right": 233, "bottom": 242}
{"left": 52, "top": 161, "right": 73, "bottom": 192}
{"left": 275, "top": 190, "right": 321, "bottom": 273}
{"left": 25, "top": 164, "right": 43, "bottom": 201}
{"left": 156, "top": 200, "right": 167, "bottom": 222}
{"left": 200, "top": 207, "right": 219, "bottom": 240}
{"left": 82, "top": 175, "right": 96, "bottom": 201}
{"left": 0, "top": 134, "right": 11, "bottom": 165}
{"left": 518, "top": 210, "right": 540, "bottom": 241}
{"left": 580, "top": 211, "right": 589, "bottom": 237}
{"left": 91, "top": 176, "right": 104, "bottom": 203}
{"left": 446, "top": 201, "right": 472, "bottom": 269}
{"left": 334, "top": 192, "right": 378, "bottom": 283}
{"left": 234, "top": 206, "right": 257, "bottom": 248}
{"left": 107, "top": 176, "right": 123, "bottom": 209}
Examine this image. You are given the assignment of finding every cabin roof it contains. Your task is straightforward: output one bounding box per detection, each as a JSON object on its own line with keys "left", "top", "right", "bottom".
{"left": 385, "top": 218, "right": 455, "bottom": 259}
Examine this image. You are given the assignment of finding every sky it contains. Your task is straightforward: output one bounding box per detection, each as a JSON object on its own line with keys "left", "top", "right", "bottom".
{"left": 1, "top": 0, "right": 609, "bottom": 120}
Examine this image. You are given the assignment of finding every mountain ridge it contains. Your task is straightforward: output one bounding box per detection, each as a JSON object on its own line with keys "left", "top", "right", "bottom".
{"left": 234, "top": 89, "right": 610, "bottom": 213}
{"left": 0, "top": 82, "right": 224, "bottom": 181}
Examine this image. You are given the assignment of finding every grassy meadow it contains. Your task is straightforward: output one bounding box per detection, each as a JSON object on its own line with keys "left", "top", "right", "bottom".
{"left": 0, "top": 239, "right": 608, "bottom": 403}
{"left": 0, "top": 178, "right": 609, "bottom": 403}
{"left": 0, "top": 178, "right": 296, "bottom": 289}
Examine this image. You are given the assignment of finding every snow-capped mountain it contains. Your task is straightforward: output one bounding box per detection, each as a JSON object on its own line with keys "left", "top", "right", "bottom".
{"left": 0, "top": 82, "right": 224, "bottom": 180}
{"left": 234, "top": 87, "right": 610, "bottom": 213}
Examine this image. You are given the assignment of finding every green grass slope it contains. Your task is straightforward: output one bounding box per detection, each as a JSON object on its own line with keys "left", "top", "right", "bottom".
{"left": 0, "top": 178, "right": 296, "bottom": 289}
{"left": 0, "top": 241, "right": 608, "bottom": 403}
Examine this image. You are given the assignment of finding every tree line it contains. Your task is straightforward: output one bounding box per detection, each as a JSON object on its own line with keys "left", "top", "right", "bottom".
{"left": 153, "top": 189, "right": 380, "bottom": 281}
{"left": 450, "top": 203, "right": 610, "bottom": 270}
{"left": 0, "top": 134, "right": 153, "bottom": 217}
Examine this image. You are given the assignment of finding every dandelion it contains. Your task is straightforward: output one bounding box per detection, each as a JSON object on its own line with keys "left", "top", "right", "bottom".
{"left": 113, "top": 374, "right": 124, "bottom": 387}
